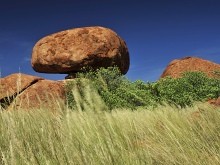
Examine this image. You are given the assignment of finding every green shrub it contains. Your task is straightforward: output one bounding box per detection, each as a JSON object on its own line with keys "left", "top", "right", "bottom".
{"left": 155, "top": 76, "right": 196, "bottom": 107}
{"left": 75, "top": 67, "right": 131, "bottom": 109}
{"left": 66, "top": 67, "right": 158, "bottom": 110}
{"left": 66, "top": 67, "right": 220, "bottom": 110}
{"left": 65, "top": 78, "right": 107, "bottom": 112}
{"left": 155, "top": 71, "right": 220, "bottom": 107}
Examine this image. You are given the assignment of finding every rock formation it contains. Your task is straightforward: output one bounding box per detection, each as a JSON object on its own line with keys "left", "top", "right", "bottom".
{"left": 0, "top": 73, "right": 43, "bottom": 109}
{"left": 31, "top": 26, "right": 130, "bottom": 78}
{"left": 3, "top": 26, "right": 219, "bottom": 111}
{"left": 0, "top": 73, "right": 65, "bottom": 110}
{"left": 161, "top": 56, "right": 220, "bottom": 78}
{"left": 0, "top": 26, "right": 130, "bottom": 110}
{"left": 8, "top": 80, "right": 66, "bottom": 110}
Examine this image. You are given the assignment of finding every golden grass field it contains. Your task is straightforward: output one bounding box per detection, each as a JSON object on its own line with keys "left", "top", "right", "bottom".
{"left": 0, "top": 72, "right": 220, "bottom": 164}
{"left": 0, "top": 101, "right": 219, "bottom": 165}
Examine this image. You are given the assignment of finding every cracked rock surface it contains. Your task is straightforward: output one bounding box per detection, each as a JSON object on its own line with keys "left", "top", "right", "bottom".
{"left": 31, "top": 26, "right": 130, "bottom": 75}
{"left": 8, "top": 79, "right": 66, "bottom": 110}
{"left": 0, "top": 73, "right": 65, "bottom": 110}
{"left": 0, "top": 73, "right": 43, "bottom": 100}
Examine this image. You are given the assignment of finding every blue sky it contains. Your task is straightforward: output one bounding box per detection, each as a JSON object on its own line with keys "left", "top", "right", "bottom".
{"left": 0, "top": 0, "right": 220, "bottom": 82}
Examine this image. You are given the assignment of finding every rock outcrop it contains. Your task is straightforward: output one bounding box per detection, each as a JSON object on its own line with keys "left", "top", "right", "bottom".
{"left": 31, "top": 26, "right": 130, "bottom": 78}
{"left": 0, "top": 73, "right": 66, "bottom": 110}
{"left": 161, "top": 56, "right": 220, "bottom": 78}
{"left": 0, "top": 73, "right": 43, "bottom": 109}
{"left": 8, "top": 80, "right": 66, "bottom": 110}
{"left": 1, "top": 26, "right": 131, "bottom": 111}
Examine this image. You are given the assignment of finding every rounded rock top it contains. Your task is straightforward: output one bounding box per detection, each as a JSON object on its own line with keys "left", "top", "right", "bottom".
{"left": 31, "top": 26, "right": 130, "bottom": 75}
{"left": 160, "top": 56, "right": 220, "bottom": 78}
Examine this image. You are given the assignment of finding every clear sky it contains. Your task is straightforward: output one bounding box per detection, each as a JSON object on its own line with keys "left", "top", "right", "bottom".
{"left": 0, "top": 0, "right": 220, "bottom": 82}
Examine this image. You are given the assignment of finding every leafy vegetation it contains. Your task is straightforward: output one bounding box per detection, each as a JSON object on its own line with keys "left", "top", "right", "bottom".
{"left": 66, "top": 67, "right": 220, "bottom": 110}
{"left": 155, "top": 71, "right": 220, "bottom": 107}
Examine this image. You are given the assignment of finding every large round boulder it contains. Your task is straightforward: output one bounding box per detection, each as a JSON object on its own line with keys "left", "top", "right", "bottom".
{"left": 31, "top": 26, "right": 130, "bottom": 76}
{"left": 161, "top": 56, "right": 220, "bottom": 78}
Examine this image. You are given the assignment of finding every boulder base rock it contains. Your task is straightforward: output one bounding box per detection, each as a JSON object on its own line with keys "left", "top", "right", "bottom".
{"left": 0, "top": 73, "right": 66, "bottom": 110}
{"left": 161, "top": 56, "right": 220, "bottom": 78}
{"left": 0, "top": 73, "right": 43, "bottom": 108}
{"left": 0, "top": 73, "right": 43, "bottom": 99}
{"left": 8, "top": 80, "right": 66, "bottom": 110}
{"left": 32, "top": 26, "right": 130, "bottom": 75}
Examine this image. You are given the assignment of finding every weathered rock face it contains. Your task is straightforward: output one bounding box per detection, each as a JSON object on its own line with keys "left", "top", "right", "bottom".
{"left": 8, "top": 80, "right": 66, "bottom": 110}
{"left": 161, "top": 56, "right": 220, "bottom": 78}
{"left": 0, "top": 73, "right": 43, "bottom": 108}
{"left": 32, "top": 26, "right": 130, "bottom": 76}
{"left": 0, "top": 73, "right": 66, "bottom": 110}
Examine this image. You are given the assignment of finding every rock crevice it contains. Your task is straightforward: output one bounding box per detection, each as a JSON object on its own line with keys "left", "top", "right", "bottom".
{"left": 0, "top": 74, "right": 43, "bottom": 109}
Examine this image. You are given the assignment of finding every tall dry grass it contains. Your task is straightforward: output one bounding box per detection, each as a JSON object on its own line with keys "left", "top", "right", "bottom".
{"left": 0, "top": 75, "right": 219, "bottom": 164}
{"left": 0, "top": 102, "right": 219, "bottom": 164}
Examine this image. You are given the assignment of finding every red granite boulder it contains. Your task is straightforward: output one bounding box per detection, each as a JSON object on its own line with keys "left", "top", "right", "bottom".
{"left": 0, "top": 73, "right": 43, "bottom": 108}
{"left": 0, "top": 73, "right": 66, "bottom": 110}
{"left": 32, "top": 26, "right": 130, "bottom": 77}
{"left": 8, "top": 80, "right": 66, "bottom": 110}
{"left": 161, "top": 56, "right": 220, "bottom": 78}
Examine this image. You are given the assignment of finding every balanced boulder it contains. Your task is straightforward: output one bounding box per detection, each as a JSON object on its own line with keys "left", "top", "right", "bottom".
{"left": 161, "top": 56, "right": 220, "bottom": 78}
{"left": 32, "top": 26, "right": 130, "bottom": 77}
